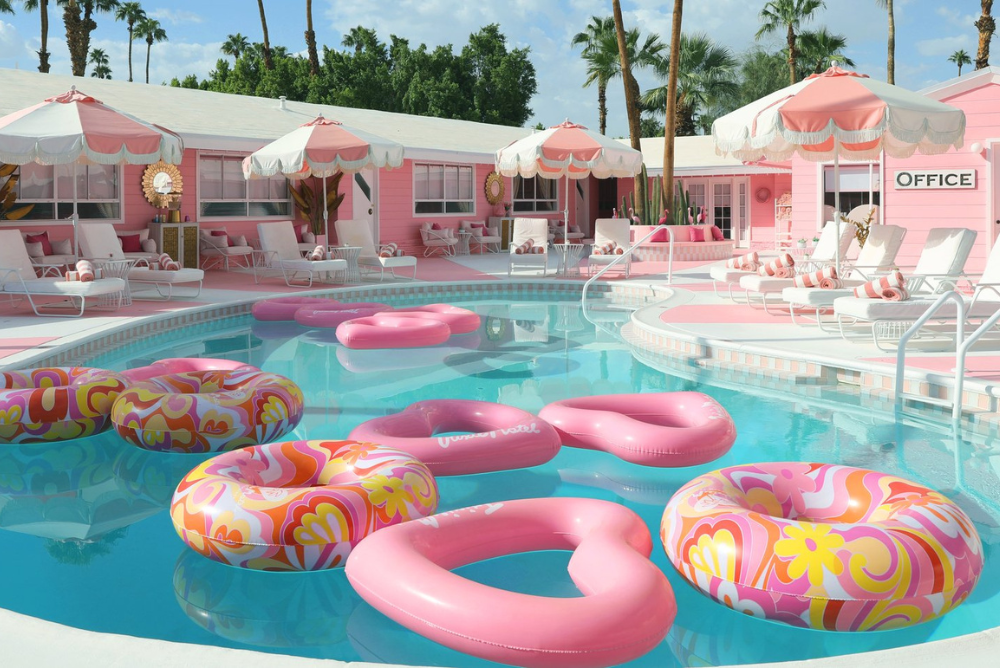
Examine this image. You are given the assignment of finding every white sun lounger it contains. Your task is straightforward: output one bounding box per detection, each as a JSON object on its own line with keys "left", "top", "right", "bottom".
{"left": 335, "top": 219, "right": 416, "bottom": 281}
{"left": 508, "top": 218, "right": 550, "bottom": 276}
{"left": 257, "top": 221, "right": 346, "bottom": 288}
{"left": 588, "top": 218, "right": 632, "bottom": 277}
{"left": 0, "top": 230, "right": 125, "bottom": 317}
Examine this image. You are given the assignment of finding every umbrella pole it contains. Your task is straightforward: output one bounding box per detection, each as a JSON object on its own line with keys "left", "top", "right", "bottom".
{"left": 833, "top": 138, "right": 841, "bottom": 273}
{"left": 563, "top": 177, "right": 569, "bottom": 248}
{"left": 322, "top": 176, "right": 329, "bottom": 248}
{"left": 73, "top": 164, "right": 79, "bottom": 259}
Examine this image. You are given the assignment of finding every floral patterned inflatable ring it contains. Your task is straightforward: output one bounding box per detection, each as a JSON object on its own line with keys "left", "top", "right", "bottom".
{"left": 171, "top": 439, "right": 439, "bottom": 571}
{"left": 394, "top": 304, "right": 482, "bottom": 334}
{"left": 251, "top": 296, "right": 338, "bottom": 322}
{"left": 345, "top": 498, "right": 676, "bottom": 668}
{"left": 661, "top": 463, "right": 984, "bottom": 631}
{"left": 349, "top": 399, "right": 562, "bottom": 476}
{"left": 0, "top": 367, "right": 126, "bottom": 444}
{"left": 538, "top": 392, "right": 736, "bottom": 467}
{"left": 111, "top": 368, "right": 304, "bottom": 453}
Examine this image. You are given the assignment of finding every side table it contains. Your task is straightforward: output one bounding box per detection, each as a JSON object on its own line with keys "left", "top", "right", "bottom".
{"left": 91, "top": 258, "right": 137, "bottom": 306}
{"left": 456, "top": 230, "right": 471, "bottom": 256}
{"left": 553, "top": 243, "right": 585, "bottom": 276}
{"left": 328, "top": 245, "right": 362, "bottom": 283}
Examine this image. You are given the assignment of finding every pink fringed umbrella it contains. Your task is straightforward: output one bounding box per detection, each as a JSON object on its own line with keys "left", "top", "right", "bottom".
{"left": 712, "top": 66, "right": 966, "bottom": 269}
{"left": 0, "top": 86, "right": 184, "bottom": 256}
{"left": 495, "top": 120, "right": 644, "bottom": 246}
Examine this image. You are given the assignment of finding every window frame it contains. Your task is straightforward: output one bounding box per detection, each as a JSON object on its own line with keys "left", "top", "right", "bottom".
{"left": 11, "top": 162, "right": 123, "bottom": 223}
{"left": 197, "top": 151, "right": 291, "bottom": 221}
{"left": 412, "top": 162, "right": 476, "bottom": 217}
{"left": 512, "top": 175, "right": 558, "bottom": 213}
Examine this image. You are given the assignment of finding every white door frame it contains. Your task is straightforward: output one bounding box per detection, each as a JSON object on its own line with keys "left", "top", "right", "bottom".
{"left": 352, "top": 167, "right": 378, "bottom": 245}
{"left": 576, "top": 178, "right": 590, "bottom": 234}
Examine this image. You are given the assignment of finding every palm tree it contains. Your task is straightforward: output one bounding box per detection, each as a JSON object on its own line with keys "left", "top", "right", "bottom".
{"left": 59, "top": 0, "right": 120, "bottom": 77}
{"left": 135, "top": 15, "right": 165, "bottom": 84}
{"left": 88, "top": 46, "right": 110, "bottom": 78}
{"left": 663, "top": 0, "right": 683, "bottom": 220}
{"left": 255, "top": 0, "right": 273, "bottom": 70}
{"left": 643, "top": 33, "right": 737, "bottom": 137}
{"left": 113, "top": 1, "right": 144, "bottom": 82}
{"left": 755, "top": 0, "right": 826, "bottom": 85}
{"left": 572, "top": 16, "right": 616, "bottom": 135}
{"left": 797, "top": 28, "right": 853, "bottom": 75}
{"left": 342, "top": 25, "right": 378, "bottom": 54}
{"left": 611, "top": 0, "right": 647, "bottom": 223}
{"left": 305, "top": 0, "right": 319, "bottom": 76}
{"left": 874, "top": 0, "right": 895, "bottom": 83}
{"left": 949, "top": 49, "right": 972, "bottom": 76}
{"left": 976, "top": 1, "right": 994, "bottom": 70}
{"left": 23, "top": 1, "right": 52, "bottom": 73}
{"left": 0, "top": 1, "right": 12, "bottom": 11}
{"left": 221, "top": 32, "right": 249, "bottom": 61}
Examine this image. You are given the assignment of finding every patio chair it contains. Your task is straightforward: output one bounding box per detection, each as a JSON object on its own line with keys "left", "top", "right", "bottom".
{"left": 20, "top": 230, "right": 78, "bottom": 276}
{"left": 334, "top": 219, "right": 416, "bottom": 281}
{"left": 832, "top": 227, "right": 980, "bottom": 350}
{"left": 782, "top": 224, "right": 907, "bottom": 325}
{"left": 256, "top": 221, "right": 347, "bottom": 288}
{"left": 419, "top": 223, "right": 458, "bottom": 257}
{"left": 737, "top": 220, "right": 857, "bottom": 308}
{"left": 79, "top": 223, "right": 204, "bottom": 300}
{"left": 461, "top": 221, "right": 502, "bottom": 253}
{"left": 199, "top": 228, "right": 255, "bottom": 271}
{"left": 112, "top": 228, "right": 160, "bottom": 267}
{"left": 0, "top": 230, "right": 126, "bottom": 317}
{"left": 588, "top": 218, "right": 632, "bottom": 278}
{"left": 508, "top": 218, "right": 550, "bottom": 276}
{"left": 550, "top": 220, "right": 585, "bottom": 244}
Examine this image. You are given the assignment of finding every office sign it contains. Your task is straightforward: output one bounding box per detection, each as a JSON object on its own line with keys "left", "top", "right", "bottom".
{"left": 894, "top": 169, "right": 976, "bottom": 190}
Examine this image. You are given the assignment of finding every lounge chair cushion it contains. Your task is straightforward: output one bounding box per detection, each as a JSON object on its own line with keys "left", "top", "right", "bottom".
{"left": 2, "top": 276, "right": 125, "bottom": 296}
{"left": 128, "top": 267, "right": 205, "bottom": 283}
{"left": 709, "top": 266, "right": 753, "bottom": 283}
{"left": 782, "top": 285, "right": 865, "bottom": 306}
{"left": 833, "top": 295, "right": 998, "bottom": 321}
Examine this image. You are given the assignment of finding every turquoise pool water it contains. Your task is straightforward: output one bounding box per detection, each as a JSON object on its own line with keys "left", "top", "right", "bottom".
{"left": 1, "top": 294, "right": 999, "bottom": 667}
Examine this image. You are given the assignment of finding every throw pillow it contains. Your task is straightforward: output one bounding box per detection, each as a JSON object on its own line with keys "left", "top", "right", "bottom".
{"left": 650, "top": 228, "right": 668, "bottom": 243}
{"left": 487, "top": 227, "right": 499, "bottom": 237}
{"left": 118, "top": 234, "right": 142, "bottom": 253}
{"left": 229, "top": 234, "right": 248, "bottom": 248}
{"left": 26, "top": 232, "right": 53, "bottom": 255}
{"left": 297, "top": 224, "right": 309, "bottom": 242}
{"left": 569, "top": 225, "right": 581, "bottom": 234}
{"left": 469, "top": 222, "right": 486, "bottom": 229}
{"left": 689, "top": 227, "right": 705, "bottom": 242}
{"left": 24, "top": 241, "right": 45, "bottom": 258}
{"left": 710, "top": 225, "right": 725, "bottom": 241}
{"left": 302, "top": 231, "right": 316, "bottom": 244}
{"left": 51, "top": 238, "right": 73, "bottom": 255}
{"left": 141, "top": 238, "right": 157, "bottom": 253}
{"left": 431, "top": 222, "right": 443, "bottom": 230}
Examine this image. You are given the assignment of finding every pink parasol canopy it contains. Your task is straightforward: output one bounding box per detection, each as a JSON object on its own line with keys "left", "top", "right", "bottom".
{"left": 495, "top": 120, "right": 644, "bottom": 244}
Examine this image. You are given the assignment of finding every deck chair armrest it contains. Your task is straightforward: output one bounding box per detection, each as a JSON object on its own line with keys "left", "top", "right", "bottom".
{"left": 969, "top": 282, "right": 1000, "bottom": 308}
{"left": 30, "top": 259, "right": 71, "bottom": 277}
{"left": 906, "top": 273, "right": 969, "bottom": 294}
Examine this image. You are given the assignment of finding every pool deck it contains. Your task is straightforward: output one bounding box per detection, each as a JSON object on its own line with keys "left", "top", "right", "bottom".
{"left": 3, "top": 249, "right": 1000, "bottom": 667}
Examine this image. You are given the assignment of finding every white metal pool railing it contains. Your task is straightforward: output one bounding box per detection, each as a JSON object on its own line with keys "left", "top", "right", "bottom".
{"left": 953, "top": 306, "right": 1000, "bottom": 420}
{"left": 893, "top": 291, "right": 965, "bottom": 415}
{"left": 581, "top": 224, "right": 674, "bottom": 314}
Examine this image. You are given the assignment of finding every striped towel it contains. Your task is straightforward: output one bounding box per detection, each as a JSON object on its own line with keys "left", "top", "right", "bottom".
{"left": 757, "top": 253, "right": 795, "bottom": 276}
{"left": 819, "top": 277, "right": 843, "bottom": 289}
{"left": 514, "top": 240, "right": 534, "bottom": 255}
{"left": 882, "top": 287, "right": 910, "bottom": 301}
{"left": 594, "top": 241, "right": 616, "bottom": 255}
{"left": 726, "top": 251, "right": 759, "bottom": 269}
{"left": 854, "top": 270, "right": 906, "bottom": 298}
{"left": 530, "top": 245, "right": 546, "bottom": 254}
{"left": 158, "top": 253, "right": 179, "bottom": 271}
{"left": 308, "top": 245, "right": 326, "bottom": 261}
{"left": 378, "top": 243, "right": 397, "bottom": 258}
{"left": 76, "top": 260, "right": 95, "bottom": 282}
{"left": 64, "top": 271, "right": 79, "bottom": 282}
{"left": 792, "top": 266, "right": 838, "bottom": 288}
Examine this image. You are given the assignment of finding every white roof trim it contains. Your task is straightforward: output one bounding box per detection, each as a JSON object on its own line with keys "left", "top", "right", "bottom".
{"left": 919, "top": 66, "right": 1000, "bottom": 101}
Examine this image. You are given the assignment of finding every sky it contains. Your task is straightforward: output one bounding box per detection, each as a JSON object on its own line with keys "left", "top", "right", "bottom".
{"left": 0, "top": 0, "right": 987, "bottom": 136}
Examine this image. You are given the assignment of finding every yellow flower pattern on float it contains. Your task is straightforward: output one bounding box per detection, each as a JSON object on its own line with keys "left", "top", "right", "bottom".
{"left": 362, "top": 474, "right": 414, "bottom": 520}
{"left": 774, "top": 523, "right": 845, "bottom": 587}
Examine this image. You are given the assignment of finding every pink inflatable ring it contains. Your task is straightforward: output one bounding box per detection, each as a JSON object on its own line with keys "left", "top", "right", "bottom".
{"left": 117, "top": 357, "right": 259, "bottom": 383}
{"left": 349, "top": 399, "right": 561, "bottom": 476}
{"left": 294, "top": 302, "right": 392, "bottom": 329}
{"left": 538, "top": 392, "right": 736, "bottom": 467}
{"left": 345, "top": 497, "right": 676, "bottom": 668}
{"left": 661, "top": 463, "right": 984, "bottom": 631}
{"left": 336, "top": 315, "right": 450, "bottom": 349}
{"left": 395, "top": 303, "right": 481, "bottom": 334}
{"left": 252, "top": 296, "right": 337, "bottom": 322}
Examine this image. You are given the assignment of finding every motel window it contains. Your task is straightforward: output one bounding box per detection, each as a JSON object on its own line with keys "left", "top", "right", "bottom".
{"left": 414, "top": 163, "right": 474, "bottom": 214}
{"left": 13, "top": 163, "right": 120, "bottom": 221}
{"left": 199, "top": 154, "right": 290, "bottom": 218}
{"left": 513, "top": 175, "right": 558, "bottom": 213}
{"left": 823, "top": 164, "right": 880, "bottom": 216}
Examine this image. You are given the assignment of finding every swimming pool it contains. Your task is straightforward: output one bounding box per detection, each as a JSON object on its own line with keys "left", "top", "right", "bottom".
{"left": 1, "top": 292, "right": 998, "bottom": 667}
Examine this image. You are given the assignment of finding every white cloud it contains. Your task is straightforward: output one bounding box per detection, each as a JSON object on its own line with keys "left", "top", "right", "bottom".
{"left": 0, "top": 21, "right": 35, "bottom": 70}
{"left": 147, "top": 9, "right": 204, "bottom": 26}
{"left": 935, "top": 7, "right": 977, "bottom": 30}
{"left": 917, "top": 35, "right": 975, "bottom": 58}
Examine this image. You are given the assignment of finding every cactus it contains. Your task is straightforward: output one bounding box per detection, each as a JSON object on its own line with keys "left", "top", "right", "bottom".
{"left": 622, "top": 165, "right": 669, "bottom": 224}
{"left": 0, "top": 163, "right": 34, "bottom": 221}
{"left": 668, "top": 183, "right": 691, "bottom": 226}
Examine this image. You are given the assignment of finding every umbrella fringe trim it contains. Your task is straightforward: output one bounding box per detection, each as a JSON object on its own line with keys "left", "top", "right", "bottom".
{"left": 0, "top": 146, "right": 181, "bottom": 166}
{"left": 244, "top": 154, "right": 400, "bottom": 179}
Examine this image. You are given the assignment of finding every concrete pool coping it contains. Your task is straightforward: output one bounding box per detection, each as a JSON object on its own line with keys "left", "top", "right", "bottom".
{"left": 2, "top": 262, "right": 1000, "bottom": 666}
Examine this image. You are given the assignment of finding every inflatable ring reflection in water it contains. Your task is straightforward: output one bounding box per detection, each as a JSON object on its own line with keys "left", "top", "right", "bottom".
{"left": 336, "top": 315, "right": 451, "bottom": 349}
{"left": 171, "top": 439, "right": 439, "bottom": 571}
{"left": 0, "top": 367, "right": 126, "bottom": 444}
{"left": 661, "top": 462, "right": 984, "bottom": 631}
{"left": 345, "top": 497, "right": 676, "bottom": 668}
{"left": 538, "top": 392, "right": 736, "bottom": 467}
{"left": 111, "top": 368, "right": 304, "bottom": 453}
{"left": 294, "top": 302, "right": 392, "bottom": 329}
{"left": 349, "top": 399, "right": 561, "bottom": 476}
{"left": 252, "top": 296, "right": 338, "bottom": 322}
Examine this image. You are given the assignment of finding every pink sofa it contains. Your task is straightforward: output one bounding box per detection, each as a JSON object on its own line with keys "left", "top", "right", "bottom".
{"left": 630, "top": 224, "right": 735, "bottom": 262}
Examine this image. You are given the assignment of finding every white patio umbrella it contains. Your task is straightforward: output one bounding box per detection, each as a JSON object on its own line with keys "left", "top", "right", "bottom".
{"left": 495, "top": 120, "right": 644, "bottom": 247}
{"left": 712, "top": 65, "right": 966, "bottom": 270}
{"left": 0, "top": 87, "right": 184, "bottom": 257}
{"left": 242, "top": 115, "right": 404, "bottom": 242}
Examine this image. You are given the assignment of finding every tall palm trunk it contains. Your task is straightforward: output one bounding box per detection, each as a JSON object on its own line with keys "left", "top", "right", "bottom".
{"left": 305, "top": 0, "right": 319, "bottom": 76}
{"left": 786, "top": 23, "right": 797, "bottom": 84}
{"left": 62, "top": 0, "right": 88, "bottom": 76}
{"left": 612, "top": 0, "right": 646, "bottom": 223}
{"left": 80, "top": 1, "right": 99, "bottom": 77}
{"left": 38, "top": 0, "right": 50, "bottom": 73}
{"left": 976, "top": 1, "right": 995, "bottom": 70}
{"left": 663, "top": 1, "right": 683, "bottom": 217}
{"left": 597, "top": 78, "right": 607, "bottom": 135}
{"left": 145, "top": 39, "right": 152, "bottom": 84}
{"left": 127, "top": 24, "right": 135, "bottom": 81}
{"left": 257, "top": 0, "right": 274, "bottom": 70}
{"left": 886, "top": 0, "right": 895, "bottom": 83}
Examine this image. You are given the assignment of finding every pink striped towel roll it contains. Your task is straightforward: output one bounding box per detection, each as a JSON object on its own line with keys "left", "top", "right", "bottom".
{"left": 530, "top": 245, "right": 546, "bottom": 254}
{"left": 881, "top": 287, "right": 910, "bottom": 301}
{"left": 162, "top": 258, "right": 180, "bottom": 271}
{"left": 514, "top": 239, "right": 533, "bottom": 255}
{"left": 75, "top": 260, "right": 95, "bottom": 282}
{"left": 819, "top": 277, "right": 843, "bottom": 289}
{"left": 757, "top": 253, "right": 795, "bottom": 276}
{"left": 157, "top": 253, "right": 173, "bottom": 270}
{"left": 792, "top": 265, "right": 838, "bottom": 288}
{"left": 854, "top": 270, "right": 906, "bottom": 298}
{"left": 594, "top": 241, "right": 616, "bottom": 255}
{"left": 308, "top": 245, "right": 326, "bottom": 261}
{"left": 64, "top": 271, "right": 79, "bottom": 282}
{"left": 726, "top": 251, "right": 759, "bottom": 269}
{"left": 773, "top": 266, "right": 793, "bottom": 278}
{"left": 378, "top": 242, "right": 398, "bottom": 258}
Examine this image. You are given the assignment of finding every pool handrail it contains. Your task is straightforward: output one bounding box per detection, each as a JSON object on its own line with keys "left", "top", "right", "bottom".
{"left": 893, "top": 291, "right": 965, "bottom": 417}
{"left": 581, "top": 224, "right": 673, "bottom": 317}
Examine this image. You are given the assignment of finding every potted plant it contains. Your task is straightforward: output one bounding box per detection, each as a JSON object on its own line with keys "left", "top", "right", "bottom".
{"left": 811, "top": 236, "right": 819, "bottom": 247}
{"left": 797, "top": 238, "right": 808, "bottom": 249}
{"left": 289, "top": 173, "right": 345, "bottom": 243}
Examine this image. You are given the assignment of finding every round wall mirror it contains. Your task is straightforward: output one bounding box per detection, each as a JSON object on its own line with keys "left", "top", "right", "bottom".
{"left": 484, "top": 171, "right": 505, "bottom": 205}
{"left": 142, "top": 161, "right": 184, "bottom": 208}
